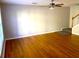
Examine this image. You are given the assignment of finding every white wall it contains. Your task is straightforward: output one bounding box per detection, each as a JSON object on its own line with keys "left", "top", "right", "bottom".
{"left": 1, "top": 4, "right": 70, "bottom": 39}
{"left": 72, "top": 24, "right": 79, "bottom": 35}
{"left": 70, "top": 6, "right": 79, "bottom": 28}
{"left": 70, "top": 5, "right": 79, "bottom": 35}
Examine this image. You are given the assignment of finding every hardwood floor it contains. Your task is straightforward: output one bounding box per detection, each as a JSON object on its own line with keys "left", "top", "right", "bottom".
{"left": 5, "top": 32, "right": 79, "bottom": 58}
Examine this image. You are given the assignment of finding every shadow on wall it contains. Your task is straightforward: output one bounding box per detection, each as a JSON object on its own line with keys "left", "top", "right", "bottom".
{"left": 1, "top": 5, "right": 19, "bottom": 39}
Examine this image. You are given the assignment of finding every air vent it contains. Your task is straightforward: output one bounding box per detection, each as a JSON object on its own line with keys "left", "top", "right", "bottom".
{"left": 32, "top": 2, "right": 37, "bottom": 5}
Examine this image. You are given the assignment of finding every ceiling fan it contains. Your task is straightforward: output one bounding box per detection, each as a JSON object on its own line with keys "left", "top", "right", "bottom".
{"left": 49, "top": 0, "right": 64, "bottom": 9}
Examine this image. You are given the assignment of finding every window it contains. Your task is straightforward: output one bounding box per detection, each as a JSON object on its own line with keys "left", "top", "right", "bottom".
{"left": 0, "top": 9, "right": 4, "bottom": 56}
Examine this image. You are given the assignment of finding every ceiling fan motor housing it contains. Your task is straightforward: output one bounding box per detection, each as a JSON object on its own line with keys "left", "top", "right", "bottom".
{"left": 51, "top": 3, "right": 55, "bottom": 5}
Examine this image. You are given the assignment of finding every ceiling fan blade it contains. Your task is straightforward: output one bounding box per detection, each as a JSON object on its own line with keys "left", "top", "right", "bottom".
{"left": 51, "top": 0, "right": 54, "bottom": 2}
{"left": 50, "top": 3, "right": 55, "bottom": 6}
{"left": 56, "top": 4, "right": 64, "bottom": 6}
{"left": 55, "top": 5, "right": 62, "bottom": 7}
{"left": 74, "top": 3, "right": 79, "bottom": 5}
{"left": 55, "top": 4, "right": 64, "bottom": 7}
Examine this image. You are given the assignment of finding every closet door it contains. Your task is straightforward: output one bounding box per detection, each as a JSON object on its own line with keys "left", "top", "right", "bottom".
{"left": 0, "top": 8, "right": 4, "bottom": 57}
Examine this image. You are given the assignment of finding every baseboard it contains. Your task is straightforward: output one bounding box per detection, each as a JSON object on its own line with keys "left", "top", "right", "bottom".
{"left": 6, "top": 31, "right": 59, "bottom": 40}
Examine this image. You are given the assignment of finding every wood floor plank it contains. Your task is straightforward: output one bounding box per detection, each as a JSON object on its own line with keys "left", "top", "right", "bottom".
{"left": 5, "top": 32, "right": 79, "bottom": 58}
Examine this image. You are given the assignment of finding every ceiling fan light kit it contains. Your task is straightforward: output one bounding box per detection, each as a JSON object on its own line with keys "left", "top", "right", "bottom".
{"left": 49, "top": 6, "right": 54, "bottom": 9}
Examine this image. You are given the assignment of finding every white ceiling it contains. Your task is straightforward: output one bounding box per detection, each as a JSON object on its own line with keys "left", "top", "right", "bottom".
{"left": 0, "top": 0, "right": 79, "bottom": 6}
